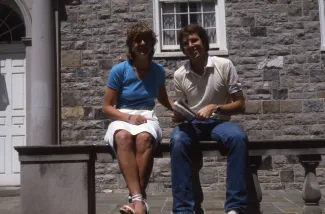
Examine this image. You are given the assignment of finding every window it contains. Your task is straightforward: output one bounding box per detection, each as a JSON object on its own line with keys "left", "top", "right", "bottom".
{"left": 153, "top": 0, "right": 227, "bottom": 57}
{"left": 0, "top": 3, "right": 25, "bottom": 44}
{"left": 319, "top": 0, "right": 325, "bottom": 51}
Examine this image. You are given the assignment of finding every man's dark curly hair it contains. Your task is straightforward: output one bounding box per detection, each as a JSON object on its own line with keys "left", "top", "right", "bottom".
{"left": 126, "top": 22, "right": 157, "bottom": 63}
{"left": 178, "top": 24, "right": 210, "bottom": 54}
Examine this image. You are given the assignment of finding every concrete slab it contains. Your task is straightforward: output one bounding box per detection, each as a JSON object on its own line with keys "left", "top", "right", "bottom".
{"left": 0, "top": 190, "right": 325, "bottom": 214}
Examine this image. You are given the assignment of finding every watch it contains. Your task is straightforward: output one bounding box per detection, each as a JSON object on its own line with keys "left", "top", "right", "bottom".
{"left": 215, "top": 105, "right": 221, "bottom": 113}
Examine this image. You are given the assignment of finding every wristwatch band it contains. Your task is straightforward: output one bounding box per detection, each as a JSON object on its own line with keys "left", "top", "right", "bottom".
{"left": 215, "top": 105, "right": 221, "bottom": 113}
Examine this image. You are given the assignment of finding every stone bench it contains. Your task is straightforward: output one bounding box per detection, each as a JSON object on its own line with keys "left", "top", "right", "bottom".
{"left": 15, "top": 139, "right": 325, "bottom": 214}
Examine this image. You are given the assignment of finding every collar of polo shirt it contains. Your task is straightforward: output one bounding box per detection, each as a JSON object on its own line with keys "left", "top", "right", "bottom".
{"left": 185, "top": 56, "right": 214, "bottom": 74}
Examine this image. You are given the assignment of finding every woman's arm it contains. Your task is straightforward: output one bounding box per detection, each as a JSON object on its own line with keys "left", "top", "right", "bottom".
{"left": 102, "top": 87, "right": 130, "bottom": 122}
{"left": 157, "top": 86, "right": 174, "bottom": 111}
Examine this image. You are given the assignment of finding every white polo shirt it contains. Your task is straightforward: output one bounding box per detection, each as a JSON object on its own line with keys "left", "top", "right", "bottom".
{"left": 174, "top": 56, "right": 242, "bottom": 121}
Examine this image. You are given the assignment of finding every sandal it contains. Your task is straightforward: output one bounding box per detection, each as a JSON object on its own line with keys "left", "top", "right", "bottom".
{"left": 120, "top": 194, "right": 149, "bottom": 214}
{"left": 132, "top": 194, "right": 149, "bottom": 214}
{"left": 128, "top": 192, "right": 147, "bottom": 203}
{"left": 120, "top": 202, "right": 135, "bottom": 214}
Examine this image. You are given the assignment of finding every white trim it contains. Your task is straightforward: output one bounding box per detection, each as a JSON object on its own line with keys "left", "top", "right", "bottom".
{"left": 153, "top": 0, "right": 227, "bottom": 55}
{"left": 318, "top": 0, "right": 325, "bottom": 51}
{"left": 154, "top": 0, "right": 162, "bottom": 54}
{"left": 154, "top": 49, "right": 228, "bottom": 58}
{"left": 159, "top": 0, "right": 215, "bottom": 2}
{"left": 216, "top": 0, "right": 227, "bottom": 51}
{"left": 0, "top": 44, "right": 25, "bottom": 54}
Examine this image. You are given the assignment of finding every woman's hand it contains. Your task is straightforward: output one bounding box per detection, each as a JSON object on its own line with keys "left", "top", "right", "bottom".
{"left": 128, "top": 114, "right": 147, "bottom": 125}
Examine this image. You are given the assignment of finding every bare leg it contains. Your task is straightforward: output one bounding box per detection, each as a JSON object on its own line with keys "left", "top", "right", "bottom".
{"left": 134, "top": 132, "right": 154, "bottom": 213}
{"left": 114, "top": 130, "right": 142, "bottom": 198}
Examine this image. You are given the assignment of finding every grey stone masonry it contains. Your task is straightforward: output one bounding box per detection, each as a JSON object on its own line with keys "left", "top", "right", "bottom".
{"left": 60, "top": 0, "right": 325, "bottom": 193}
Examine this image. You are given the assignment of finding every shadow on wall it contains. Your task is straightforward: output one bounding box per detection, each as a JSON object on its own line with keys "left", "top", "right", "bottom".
{"left": 0, "top": 74, "right": 9, "bottom": 111}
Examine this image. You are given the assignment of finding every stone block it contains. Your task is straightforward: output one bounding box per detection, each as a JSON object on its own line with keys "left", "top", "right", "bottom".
{"left": 310, "top": 70, "right": 325, "bottom": 83}
{"left": 250, "top": 27, "right": 267, "bottom": 37}
{"left": 111, "top": 0, "right": 129, "bottom": 13}
{"left": 261, "top": 183, "right": 285, "bottom": 190}
{"left": 61, "top": 51, "right": 81, "bottom": 67}
{"left": 273, "top": 89, "right": 288, "bottom": 100}
{"left": 98, "top": 10, "right": 110, "bottom": 19}
{"left": 99, "top": 60, "right": 114, "bottom": 70}
{"left": 262, "top": 100, "right": 280, "bottom": 113}
{"left": 245, "top": 101, "right": 262, "bottom": 114}
{"left": 94, "top": 107, "right": 106, "bottom": 120}
{"left": 61, "top": 106, "right": 84, "bottom": 120}
{"left": 263, "top": 69, "right": 279, "bottom": 81}
{"left": 289, "top": 4, "right": 302, "bottom": 16}
{"left": 303, "top": 99, "right": 324, "bottom": 112}
{"left": 241, "top": 17, "right": 255, "bottom": 27}
{"left": 15, "top": 146, "right": 97, "bottom": 214}
{"left": 280, "top": 171, "right": 294, "bottom": 182}
{"left": 309, "top": 124, "right": 325, "bottom": 135}
{"left": 199, "top": 168, "right": 218, "bottom": 184}
{"left": 280, "top": 100, "right": 302, "bottom": 113}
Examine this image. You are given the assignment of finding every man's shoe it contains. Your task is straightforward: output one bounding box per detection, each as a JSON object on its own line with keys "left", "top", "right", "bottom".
{"left": 227, "top": 210, "right": 239, "bottom": 214}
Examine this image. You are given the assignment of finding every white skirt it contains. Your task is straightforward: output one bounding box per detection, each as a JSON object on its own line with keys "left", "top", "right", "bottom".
{"left": 104, "top": 109, "right": 162, "bottom": 152}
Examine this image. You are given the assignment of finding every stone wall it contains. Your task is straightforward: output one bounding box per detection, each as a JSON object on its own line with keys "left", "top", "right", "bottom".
{"left": 60, "top": 0, "right": 325, "bottom": 193}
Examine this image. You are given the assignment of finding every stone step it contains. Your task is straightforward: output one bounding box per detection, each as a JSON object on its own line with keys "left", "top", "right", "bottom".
{"left": 0, "top": 186, "right": 20, "bottom": 197}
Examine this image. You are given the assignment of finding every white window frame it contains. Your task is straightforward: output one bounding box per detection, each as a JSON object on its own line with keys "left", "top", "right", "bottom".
{"left": 153, "top": 0, "right": 228, "bottom": 57}
{"left": 319, "top": 0, "right": 325, "bottom": 51}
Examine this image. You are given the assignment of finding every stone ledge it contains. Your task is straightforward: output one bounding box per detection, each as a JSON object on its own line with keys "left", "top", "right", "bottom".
{"left": 15, "top": 138, "right": 325, "bottom": 159}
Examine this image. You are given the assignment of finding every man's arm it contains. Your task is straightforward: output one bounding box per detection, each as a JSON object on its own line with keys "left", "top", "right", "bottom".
{"left": 218, "top": 90, "right": 245, "bottom": 114}
{"left": 195, "top": 91, "right": 245, "bottom": 120}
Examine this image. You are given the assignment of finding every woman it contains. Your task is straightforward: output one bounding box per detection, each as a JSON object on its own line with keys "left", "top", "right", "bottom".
{"left": 102, "top": 23, "right": 173, "bottom": 214}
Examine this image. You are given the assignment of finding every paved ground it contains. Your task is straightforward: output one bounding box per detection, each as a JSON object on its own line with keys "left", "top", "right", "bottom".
{"left": 1, "top": 190, "right": 325, "bottom": 214}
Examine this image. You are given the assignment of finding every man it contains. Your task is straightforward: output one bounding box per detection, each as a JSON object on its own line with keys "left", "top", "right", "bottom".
{"left": 170, "top": 24, "right": 248, "bottom": 214}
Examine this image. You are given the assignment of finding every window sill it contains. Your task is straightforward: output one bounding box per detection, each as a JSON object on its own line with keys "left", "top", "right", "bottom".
{"left": 321, "top": 45, "right": 325, "bottom": 52}
{"left": 153, "top": 50, "right": 229, "bottom": 58}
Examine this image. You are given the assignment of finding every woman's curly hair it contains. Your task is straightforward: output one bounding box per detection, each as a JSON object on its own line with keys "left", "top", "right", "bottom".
{"left": 126, "top": 22, "right": 157, "bottom": 63}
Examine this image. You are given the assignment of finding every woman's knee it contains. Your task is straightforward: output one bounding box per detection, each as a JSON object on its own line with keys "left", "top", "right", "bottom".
{"left": 136, "top": 132, "right": 154, "bottom": 153}
{"left": 114, "top": 130, "right": 133, "bottom": 150}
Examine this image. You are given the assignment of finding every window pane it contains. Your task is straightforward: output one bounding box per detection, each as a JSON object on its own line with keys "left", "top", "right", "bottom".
{"left": 176, "top": 14, "right": 188, "bottom": 28}
{"left": 189, "top": 13, "right": 202, "bottom": 25}
{"left": 176, "top": 3, "right": 188, "bottom": 13}
{"left": 163, "top": 30, "right": 176, "bottom": 45}
{"left": 189, "top": 3, "right": 201, "bottom": 12}
{"left": 203, "top": 13, "right": 215, "bottom": 27}
{"left": 203, "top": 2, "right": 215, "bottom": 12}
{"left": 0, "top": 4, "right": 25, "bottom": 43}
{"left": 162, "top": 3, "right": 174, "bottom": 14}
{"left": 162, "top": 15, "right": 175, "bottom": 29}
{"left": 207, "top": 28, "right": 216, "bottom": 43}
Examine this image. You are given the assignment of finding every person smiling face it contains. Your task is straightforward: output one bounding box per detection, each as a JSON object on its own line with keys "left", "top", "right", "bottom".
{"left": 132, "top": 33, "right": 154, "bottom": 59}
{"left": 181, "top": 33, "right": 205, "bottom": 61}
{"left": 126, "top": 23, "right": 157, "bottom": 63}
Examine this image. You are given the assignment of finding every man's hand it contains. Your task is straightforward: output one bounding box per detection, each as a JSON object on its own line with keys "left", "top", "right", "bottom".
{"left": 196, "top": 104, "right": 217, "bottom": 120}
{"left": 171, "top": 111, "right": 185, "bottom": 123}
{"left": 128, "top": 114, "right": 147, "bottom": 125}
